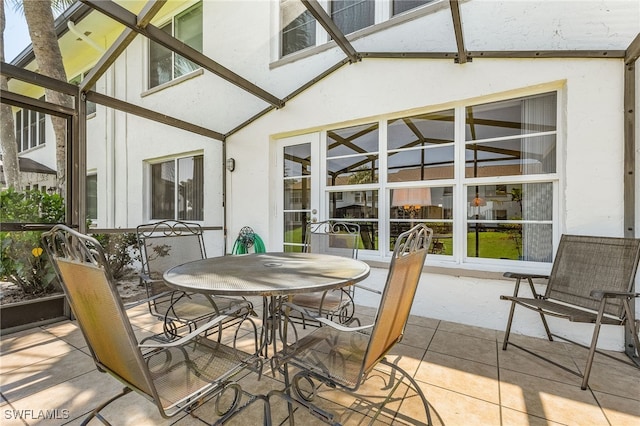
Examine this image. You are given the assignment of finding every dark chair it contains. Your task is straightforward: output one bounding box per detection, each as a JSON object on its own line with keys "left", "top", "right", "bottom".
{"left": 500, "top": 234, "right": 640, "bottom": 389}
{"left": 41, "top": 225, "right": 265, "bottom": 425}
{"left": 272, "top": 223, "right": 433, "bottom": 424}
{"left": 137, "top": 220, "right": 253, "bottom": 337}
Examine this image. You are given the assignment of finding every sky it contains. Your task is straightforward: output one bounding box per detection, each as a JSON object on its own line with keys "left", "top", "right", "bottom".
{"left": 4, "top": 3, "right": 31, "bottom": 63}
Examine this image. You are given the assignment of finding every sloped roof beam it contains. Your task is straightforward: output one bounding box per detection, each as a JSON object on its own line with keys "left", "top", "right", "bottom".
{"left": 301, "top": 0, "right": 360, "bottom": 63}
{"left": 86, "top": 91, "right": 225, "bottom": 141}
{"left": 449, "top": 0, "right": 469, "bottom": 64}
{"left": 1, "top": 62, "right": 78, "bottom": 96}
{"left": 80, "top": 0, "right": 166, "bottom": 92}
{"left": 625, "top": 33, "right": 640, "bottom": 65}
{"left": 0, "top": 89, "right": 75, "bottom": 117}
{"left": 80, "top": 0, "right": 283, "bottom": 108}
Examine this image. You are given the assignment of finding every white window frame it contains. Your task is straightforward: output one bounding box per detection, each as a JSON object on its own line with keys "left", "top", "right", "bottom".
{"left": 147, "top": 2, "right": 203, "bottom": 90}
{"left": 321, "top": 89, "right": 561, "bottom": 272}
{"left": 15, "top": 98, "right": 46, "bottom": 153}
{"left": 147, "top": 153, "right": 205, "bottom": 222}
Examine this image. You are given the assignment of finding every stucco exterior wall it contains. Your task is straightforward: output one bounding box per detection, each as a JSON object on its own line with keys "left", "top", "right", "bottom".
{"left": 226, "top": 57, "right": 632, "bottom": 349}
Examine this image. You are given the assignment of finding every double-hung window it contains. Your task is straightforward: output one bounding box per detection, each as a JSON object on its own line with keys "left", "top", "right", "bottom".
{"left": 149, "top": 2, "right": 202, "bottom": 89}
{"left": 150, "top": 155, "right": 204, "bottom": 221}
{"left": 280, "top": 0, "right": 435, "bottom": 58}
{"left": 15, "top": 98, "right": 45, "bottom": 153}
{"left": 323, "top": 91, "right": 558, "bottom": 265}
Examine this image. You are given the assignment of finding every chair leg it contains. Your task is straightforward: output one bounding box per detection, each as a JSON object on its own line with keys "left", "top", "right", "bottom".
{"left": 621, "top": 298, "right": 640, "bottom": 367}
{"left": 380, "top": 358, "right": 432, "bottom": 425}
{"left": 582, "top": 301, "right": 607, "bottom": 390}
{"left": 502, "top": 300, "right": 517, "bottom": 350}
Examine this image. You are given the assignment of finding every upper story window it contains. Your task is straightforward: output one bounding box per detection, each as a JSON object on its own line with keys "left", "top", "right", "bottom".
{"left": 69, "top": 72, "right": 97, "bottom": 115}
{"left": 280, "top": 0, "right": 435, "bottom": 58}
{"left": 150, "top": 154, "right": 204, "bottom": 221}
{"left": 392, "top": 0, "right": 433, "bottom": 16}
{"left": 15, "top": 98, "right": 45, "bottom": 153}
{"left": 281, "top": 0, "right": 316, "bottom": 56}
{"left": 149, "top": 2, "right": 202, "bottom": 89}
{"left": 331, "top": 0, "right": 374, "bottom": 35}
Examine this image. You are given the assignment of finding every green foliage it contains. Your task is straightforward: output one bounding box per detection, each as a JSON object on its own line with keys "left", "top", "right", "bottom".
{"left": 91, "top": 232, "right": 140, "bottom": 281}
{"left": 0, "top": 188, "right": 65, "bottom": 296}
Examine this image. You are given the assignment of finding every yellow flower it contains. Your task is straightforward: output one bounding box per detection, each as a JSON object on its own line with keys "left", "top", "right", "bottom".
{"left": 32, "top": 247, "right": 44, "bottom": 257}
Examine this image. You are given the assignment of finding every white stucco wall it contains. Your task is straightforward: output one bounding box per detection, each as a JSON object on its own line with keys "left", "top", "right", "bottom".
{"left": 225, "top": 57, "right": 633, "bottom": 350}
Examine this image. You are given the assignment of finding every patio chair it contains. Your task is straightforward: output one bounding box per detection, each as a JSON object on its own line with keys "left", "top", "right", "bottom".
{"left": 41, "top": 225, "right": 265, "bottom": 425}
{"left": 289, "top": 221, "right": 380, "bottom": 327}
{"left": 272, "top": 223, "right": 433, "bottom": 425}
{"left": 137, "top": 220, "right": 254, "bottom": 337}
{"left": 500, "top": 234, "right": 640, "bottom": 390}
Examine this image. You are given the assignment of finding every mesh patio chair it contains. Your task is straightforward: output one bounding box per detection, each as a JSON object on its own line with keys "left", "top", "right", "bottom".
{"left": 289, "top": 221, "right": 379, "bottom": 327}
{"left": 41, "top": 225, "right": 265, "bottom": 425}
{"left": 137, "top": 220, "right": 254, "bottom": 337}
{"left": 272, "top": 224, "right": 433, "bottom": 425}
{"left": 501, "top": 234, "right": 640, "bottom": 389}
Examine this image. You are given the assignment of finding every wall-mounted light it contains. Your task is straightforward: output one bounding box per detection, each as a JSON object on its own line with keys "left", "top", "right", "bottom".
{"left": 226, "top": 158, "right": 236, "bottom": 172}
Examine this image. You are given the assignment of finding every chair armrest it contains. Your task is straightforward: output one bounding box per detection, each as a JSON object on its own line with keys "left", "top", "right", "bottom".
{"left": 354, "top": 283, "right": 382, "bottom": 295}
{"left": 282, "top": 301, "right": 374, "bottom": 332}
{"left": 139, "top": 314, "right": 232, "bottom": 348}
{"left": 503, "top": 272, "right": 549, "bottom": 279}
{"left": 590, "top": 290, "right": 640, "bottom": 300}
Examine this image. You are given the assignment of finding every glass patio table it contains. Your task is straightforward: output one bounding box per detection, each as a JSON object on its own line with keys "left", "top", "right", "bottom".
{"left": 163, "top": 252, "right": 371, "bottom": 356}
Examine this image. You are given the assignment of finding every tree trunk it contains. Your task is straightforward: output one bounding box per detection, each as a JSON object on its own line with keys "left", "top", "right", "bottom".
{"left": 22, "top": 0, "right": 72, "bottom": 192}
{"left": 0, "top": 0, "right": 21, "bottom": 189}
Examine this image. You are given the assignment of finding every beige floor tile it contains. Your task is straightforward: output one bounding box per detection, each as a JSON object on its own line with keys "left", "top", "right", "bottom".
{"left": 584, "top": 360, "right": 640, "bottom": 400}
{"left": 428, "top": 329, "right": 498, "bottom": 366}
{"left": 4, "top": 369, "right": 125, "bottom": 426}
{"left": 500, "top": 406, "right": 565, "bottom": 425}
{"left": 499, "top": 368, "right": 609, "bottom": 425}
{"left": 498, "top": 344, "right": 583, "bottom": 386}
{"left": 0, "top": 337, "right": 75, "bottom": 375}
{"left": 1, "top": 328, "right": 58, "bottom": 354}
{"left": 400, "top": 323, "right": 436, "bottom": 349}
{"left": 1, "top": 349, "right": 95, "bottom": 402}
{"left": 420, "top": 383, "right": 502, "bottom": 426}
{"left": 594, "top": 391, "right": 640, "bottom": 426}
{"left": 438, "top": 320, "right": 499, "bottom": 341}
{"left": 417, "top": 351, "right": 500, "bottom": 404}
{"left": 407, "top": 315, "right": 440, "bottom": 330}
{"left": 41, "top": 321, "right": 86, "bottom": 349}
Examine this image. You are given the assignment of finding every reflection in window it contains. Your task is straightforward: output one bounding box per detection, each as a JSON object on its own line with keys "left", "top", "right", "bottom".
{"left": 281, "top": 0, "right": 316, "bottom": 56}
{"left": 465, "top": 92, "right": 557, "bottom": 178}
{"left": 389, "top": 186, "right": 453, "bottom": 253}
{"left": 151, "top": 155, "right": 203, "bottom": 220}
{"left": 388, "top": 110, "right": 455, "bottom": 181}
{"left": 330, "top": 190, "right": 378, "bottom": 249}
{"left": 149, "top": 2, "right": 202, "bottom": 88}
{"left": 393, "top": 0, "right": 433, "bottom": 16}
{"left": 327, "top": 123, "right": 379, "bottom": 186}
{"left": 331, "top": 0, "right": 374, "bottom": 35}
{"left": 466, "top": 183, "right": 552, "bottom": 261}
{"left": 86, "top": 174, "right": 97, "bottom": 221}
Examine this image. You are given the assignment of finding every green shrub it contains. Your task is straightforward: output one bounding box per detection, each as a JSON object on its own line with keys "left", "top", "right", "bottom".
{"left": 91, "top": 232, "right": 140, "bottom": 280}
{"left": 0, "top": 188, "right": 65, "bottom": 296}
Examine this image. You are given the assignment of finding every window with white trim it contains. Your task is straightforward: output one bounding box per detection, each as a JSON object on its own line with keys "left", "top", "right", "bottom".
{"left": 150, "top": 155, "right": 204, "bottom": 221}
{"left": 324, "top": 91, "right": 558, "bottom": 264}
{"left": 149, "top": 2, "right": 202, "bottom": 89}
{"left": 15, "top": 98, "right": 45, "bottom": 153}
{"left": 280, "top": 0, "right": 436, "bottom": 58}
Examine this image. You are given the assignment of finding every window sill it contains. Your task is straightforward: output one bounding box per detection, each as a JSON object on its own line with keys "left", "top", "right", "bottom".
{"left": 361, "top": 257, "right": 551, "bottom": 281}
{"left": 270, "top": 0, "right": 450, "bottom": 69}
{"left": 141, "top": 68, "right": 204, "bottom": 97}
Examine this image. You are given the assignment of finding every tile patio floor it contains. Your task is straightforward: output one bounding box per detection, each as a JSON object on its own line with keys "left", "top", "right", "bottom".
{"left": 1, "top": 299, "right": 639, "bottom": 426}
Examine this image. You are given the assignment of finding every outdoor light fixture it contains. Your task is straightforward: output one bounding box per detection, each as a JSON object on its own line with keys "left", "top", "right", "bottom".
{"left": 226, "top": 158, "right": 235, "bottom": 172}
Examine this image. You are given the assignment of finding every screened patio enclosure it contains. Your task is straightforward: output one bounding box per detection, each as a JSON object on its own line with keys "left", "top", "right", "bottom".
{"left": 2, "top": 0, "right": 639, "bottom": 346}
